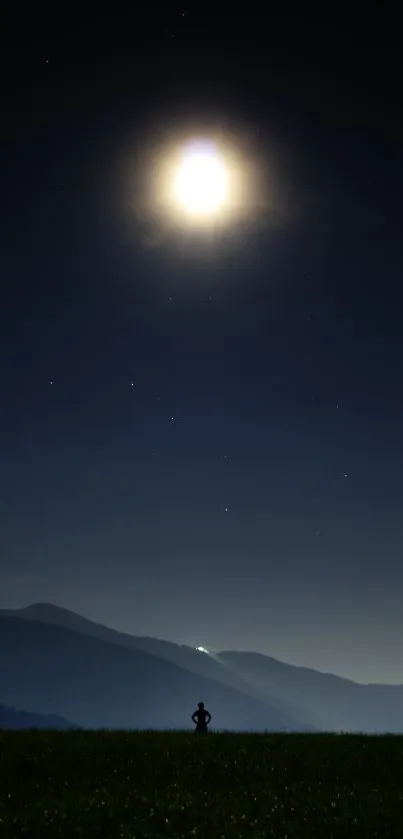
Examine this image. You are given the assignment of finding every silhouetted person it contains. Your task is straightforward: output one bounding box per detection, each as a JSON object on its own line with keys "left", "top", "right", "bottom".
{"left": 192, "top": 701, "right": 211, "bottom": 733}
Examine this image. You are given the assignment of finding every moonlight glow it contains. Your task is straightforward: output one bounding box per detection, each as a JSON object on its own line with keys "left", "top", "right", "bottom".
{"left": 173, "top": 143, "right": 229, "bottom": 217}
{"left": 138, "top": 125, "right": 267, "bottom": 237}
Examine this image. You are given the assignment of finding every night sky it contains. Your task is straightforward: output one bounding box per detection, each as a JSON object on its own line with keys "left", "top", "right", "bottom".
{"left": 1, "top": 8, "right": 403, "bottom": 684}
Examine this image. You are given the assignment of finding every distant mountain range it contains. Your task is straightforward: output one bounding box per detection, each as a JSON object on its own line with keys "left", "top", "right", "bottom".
{"left": 1, "top": 603, "right": 402, "bottom": 732}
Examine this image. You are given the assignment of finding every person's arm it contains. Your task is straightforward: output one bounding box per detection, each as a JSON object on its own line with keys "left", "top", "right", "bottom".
{"left": 206, "top": 711, "right": 212, "bottom": 724}
{"left": 191, "top": 712, "right": 197, "bottom": 723}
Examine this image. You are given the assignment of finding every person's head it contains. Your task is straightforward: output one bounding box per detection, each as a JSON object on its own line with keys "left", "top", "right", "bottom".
{"left": 198, "top": 701, "right": 204, "bottom": 709}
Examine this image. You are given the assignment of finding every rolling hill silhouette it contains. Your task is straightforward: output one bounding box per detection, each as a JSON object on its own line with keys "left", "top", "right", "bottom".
{"left": 0, "top": 703, "right": 75, "bottom": 730}
{"left": 218, "top": 651, "right": 403, "bottom": 732}
{"left": 0, "top": 614, "right": 308, "bottom": 731}
{"left": 2, "top": 603, "right": 402, "bottom": 731}
{"left": 0, "top": 603, "right": 308, "bottom": 725}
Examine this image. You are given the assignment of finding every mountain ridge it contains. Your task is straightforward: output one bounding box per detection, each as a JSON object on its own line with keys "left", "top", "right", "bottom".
{"left": 2, "top": 603, "right": 403, "bottom": 731}
{"left": 0, "top": 603, "right": 313, "bottom": 725}
{"left": 6, "top": 602, "right": 402, "bottom": 688}
{"left": 0, "top": 614, "right": 309, "bottom": 731}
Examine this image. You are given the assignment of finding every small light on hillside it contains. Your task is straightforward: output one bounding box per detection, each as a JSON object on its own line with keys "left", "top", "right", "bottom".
{"left": 196, "top": 646, "right": 209, "bottom": 654}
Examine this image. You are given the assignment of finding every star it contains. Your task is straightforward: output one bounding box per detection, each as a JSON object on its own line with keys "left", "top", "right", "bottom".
{"left": 343, "top": 473, "right": 348, "bottom": 479}
{"left": 223, "top": 505, "right": 228, "bottom": 512}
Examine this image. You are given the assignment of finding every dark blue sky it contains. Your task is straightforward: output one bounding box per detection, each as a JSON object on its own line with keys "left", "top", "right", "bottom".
{"left": 1, "top": 7, "right": 403, "bottom": 683}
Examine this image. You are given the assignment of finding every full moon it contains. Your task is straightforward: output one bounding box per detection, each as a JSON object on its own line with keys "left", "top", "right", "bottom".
{"left": 139, "top": 125, "right": 265, "bottom": 236}
{"left": 173, "top": 142, "right": 228, "bottom": 217}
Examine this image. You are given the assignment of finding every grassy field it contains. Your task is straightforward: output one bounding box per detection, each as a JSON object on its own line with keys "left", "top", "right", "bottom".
{"left": 1, "top": 731, "right": 403, "bottom": 837}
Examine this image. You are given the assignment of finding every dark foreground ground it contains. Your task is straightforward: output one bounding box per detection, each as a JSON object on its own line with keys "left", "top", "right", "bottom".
{"left": 1, "top": 731, "right": 403, "bottom": 838}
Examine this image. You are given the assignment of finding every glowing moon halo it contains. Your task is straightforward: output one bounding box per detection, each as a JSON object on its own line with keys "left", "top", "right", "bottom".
{"left": 172, "top": 142, "right": 229, "bottom": 218}
{"left": 143, "top": 128, "right": 261, "bottom": 237}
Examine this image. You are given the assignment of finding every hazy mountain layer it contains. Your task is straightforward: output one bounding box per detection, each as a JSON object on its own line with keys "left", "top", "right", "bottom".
{"left": 0, "top": 615, "right": 307, "bottom": 731}
{"left": 3, "top": 603, "right": 403, "bottom": 731}
{"left": 1, "top": 603, "right": 310, "bottom": 725}
{"left": 218, "top": 651, "right": 403, "bottom": 732}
